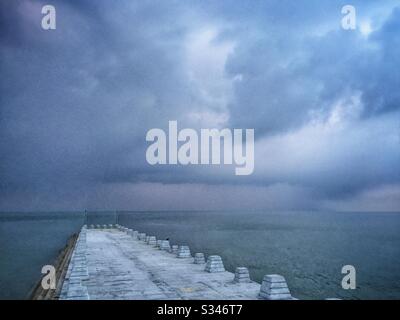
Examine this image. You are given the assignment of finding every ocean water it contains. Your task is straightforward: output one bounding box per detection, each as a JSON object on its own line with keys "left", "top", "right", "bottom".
{"left": 1, "top": 210, "right": 399, "bottom": 300}
{"left": 0, "top": 212, "right": 84, "bottom": 299}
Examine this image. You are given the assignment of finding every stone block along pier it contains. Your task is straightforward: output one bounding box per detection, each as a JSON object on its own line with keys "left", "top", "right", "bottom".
{"left": 58, "top": 225, "right": 296, "bottom": 300}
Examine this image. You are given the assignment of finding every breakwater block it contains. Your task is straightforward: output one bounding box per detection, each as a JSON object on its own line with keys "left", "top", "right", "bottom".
{"left": 147, "top": 236, "right": 157, "bottom": 245}
{"left": 205, "top": 255, "right": 225, "bottom": 273}
{"left": 132, "top": 230, "right": 139, "bottom": 239}
{"left": 176, "top": 245, "right": 191, "bottom": 258}
{"left": 160, "top": 240, "right": 171, "bottom": 251}
{"left": 234, "top": 267, "right": 251, "bottom": 283}
{"left": 138, "top": 233, "right": 146, "bottom": 241}
{"left": 259, "top": 274, "right": 292, "bottom": 300}
{"left": 156, "top": 240, "right": 162, "bottom": 248}
{"left": 171, "top": 245, "right": 178, "bottom": 254}
{"left": 194, "top": 253, "right": 206, "bottom": 264}
{"left": 145, "top": 235, "right": 150, "bottom": 243}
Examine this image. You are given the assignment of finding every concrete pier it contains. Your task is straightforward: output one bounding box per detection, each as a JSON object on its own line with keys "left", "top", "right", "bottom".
{"left": 60, "top": 227, "right": 89, "bottom": 300}
{"left": 59, "top": 226, "right": 297, "bottom": 300}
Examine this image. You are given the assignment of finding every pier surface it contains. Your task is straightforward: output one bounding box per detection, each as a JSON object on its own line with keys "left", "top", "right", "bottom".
{"left": 60, "top": 227, "right": 262, "bottom": 300}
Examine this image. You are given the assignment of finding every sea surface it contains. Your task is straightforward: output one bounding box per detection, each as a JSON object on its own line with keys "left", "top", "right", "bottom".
{"left": 0, "top": 210, "right": 399, "bottom": 300}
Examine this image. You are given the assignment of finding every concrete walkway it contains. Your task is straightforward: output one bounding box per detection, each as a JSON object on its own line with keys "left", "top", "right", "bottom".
{"left": 61, "top": 228, "right": 263, "bottom": 300}
{"left": 59, "top": 226, "right": 296, "bottom": 300}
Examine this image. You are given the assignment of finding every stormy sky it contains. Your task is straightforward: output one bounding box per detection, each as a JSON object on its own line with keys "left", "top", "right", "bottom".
{"left": 0, "top": 0, "right": 399, "bottom": 211}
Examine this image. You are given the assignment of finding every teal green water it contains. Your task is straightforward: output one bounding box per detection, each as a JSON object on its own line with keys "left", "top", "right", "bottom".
{"left": 1, "top": 211, "right": 399, "bottom": 299}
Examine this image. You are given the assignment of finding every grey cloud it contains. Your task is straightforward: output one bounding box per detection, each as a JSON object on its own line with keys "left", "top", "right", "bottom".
{"left": 0, "top": 0, "right": 193, "bottom": 191}
{"left": 226, "top": 5, "right": 400, "bottom": 136}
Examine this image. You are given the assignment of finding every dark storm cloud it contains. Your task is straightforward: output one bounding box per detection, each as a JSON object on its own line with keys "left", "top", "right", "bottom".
{"left": 0, "top": 0, "right": 192, "bottom": 191}
{"left": 0, "top": 0, "right": 399, "bottom": 211}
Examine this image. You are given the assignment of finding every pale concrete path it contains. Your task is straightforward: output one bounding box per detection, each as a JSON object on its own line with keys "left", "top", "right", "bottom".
{"left": 75, "top": 229, "right": 261, "bottom": 300}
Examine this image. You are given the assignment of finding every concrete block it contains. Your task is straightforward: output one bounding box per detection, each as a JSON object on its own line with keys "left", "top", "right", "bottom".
{"left": 194, "top": 253, "right": 206, "bottom": 264}
{"left": 171, "top": 245, "right": 178, "bottom": 254}
{"left": 138, "top": 233, "right": 146, "bottom": 241}
{"left": 176, "top": 245, "right": 191, "bottom": 258}
{"left": 156, "top": 240, "right": 162, "bottom": 248}
{"left": 147, "top": 236, "right": 157, "bottom": 246}
{"left": 160, "top": 240, "right": 171, "bottom": 251}
{"left": 234, "top": 267, "right": 251, "bottom": 283}
{"left": 205, "top": 255, "right": 225, "bottom": 273}
{"left": 259, "top": 274, "right": 292, "bottom": 300}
